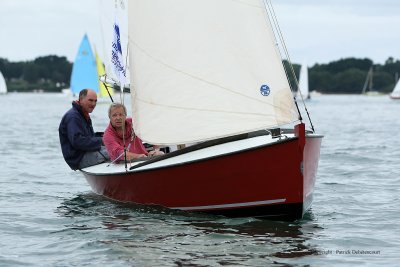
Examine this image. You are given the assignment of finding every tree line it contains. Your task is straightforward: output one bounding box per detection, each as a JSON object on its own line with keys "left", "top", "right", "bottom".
{"left": 0, "top": 55, "right": 71, "bottom": 92}
{"left": 1, "top": 55, "right": 399, "bottom": 93}
{"left": 286, "top": 57, "right": 400, "bottom": 94}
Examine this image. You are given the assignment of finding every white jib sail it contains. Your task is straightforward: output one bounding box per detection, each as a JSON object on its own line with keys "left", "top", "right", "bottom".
{"left": 128, "top": 0, "right": 298, "bottom": 145}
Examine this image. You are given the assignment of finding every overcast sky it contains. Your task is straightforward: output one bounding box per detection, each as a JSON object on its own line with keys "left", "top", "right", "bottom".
{"left": 0, "top": 0, "right": 399, "bottom": 66}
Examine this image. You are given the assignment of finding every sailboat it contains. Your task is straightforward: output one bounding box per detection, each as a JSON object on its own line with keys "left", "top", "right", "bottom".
{"left": 69, "top": 34, "right": 114, "bottom": 99}
{"left": 95, "top": 51, "right": 113, "bottom": 100}
{"left": 362, "top": 66, "right": 382, "bottom": 96}
{"left": 0, "top": 70, "right": 7, "bottom": 94}
{"left": 296, "top": 62, "right": 310, "bottom": 100}
{"left": 389, "top": 77, "right": 400, "bottom": 100}
{"left": 70, "top": 34, "right": 99, "bottom": 96}
{"left": 80, "top": 0, "right": 323, "bottom": 220}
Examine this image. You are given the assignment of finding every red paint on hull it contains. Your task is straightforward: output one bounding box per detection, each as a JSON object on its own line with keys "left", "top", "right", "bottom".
{"left": 82, "top": 131, "right": 322, "bottom": 220}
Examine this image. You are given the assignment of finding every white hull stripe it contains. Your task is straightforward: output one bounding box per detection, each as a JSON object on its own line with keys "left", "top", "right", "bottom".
{"left": 171, "top": 198, "right": 286, "bottom": 211}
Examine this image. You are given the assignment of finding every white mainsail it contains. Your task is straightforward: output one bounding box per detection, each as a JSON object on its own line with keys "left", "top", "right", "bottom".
{"left": 0, "top": 71, "right": 7, "bottom": 94}
{"left": 297, "top": 62, "right": 309, "bottom": 99}
{"left": 128, "top": 0, "right": 298, "bottom": 145}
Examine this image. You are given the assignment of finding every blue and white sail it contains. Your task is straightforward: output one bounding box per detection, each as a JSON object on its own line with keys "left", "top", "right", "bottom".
{"left": 70, "top": 34, "right": 99, "bottom": 95}
{"left": 98, "top": 0, "right": 129, "bottom": 86}
{"left": 111, "top": 16, "right": 126, "bottom": 86}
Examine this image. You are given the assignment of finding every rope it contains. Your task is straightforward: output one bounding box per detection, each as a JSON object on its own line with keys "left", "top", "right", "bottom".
{"left": 101, "top": 74, "right": 114, "bottom": 103}
{"left": 263, "top": 0, "right": 315, "bottom": 132}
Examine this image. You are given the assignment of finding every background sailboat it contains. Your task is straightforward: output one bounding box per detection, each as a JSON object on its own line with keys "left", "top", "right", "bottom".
{"left": 296, "top": 62, "right": 310, "bottom": 100}
{"left": 0, "top": 70, "right": 7, "bottom": 94}
{"left": 361, "top": 66, "right": 382, "bottom": 96}
{"left": 66, "top": 0, "right": 128, "bottom": 100}
{"left": 95, "top": 51, "right": 113, "bottom": 99}
{"left": 70, "top": 34, "right": 98, "bottom": 96}
{"left": 390, "top": 77, "right": 400, "bottom": 99}
{"left": 69, "top": 34, "right": 114, "bottom": 100}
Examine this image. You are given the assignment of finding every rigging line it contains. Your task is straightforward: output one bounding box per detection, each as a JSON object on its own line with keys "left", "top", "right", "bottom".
{"left": 112, "top": 0, "right": 128, "bottom": 171}
{"left": 265, "top": 0, "right": 315, "bottom": 132}
{"left": 107, "top": 142, "right": 132, "bottom": 166}
{"left": 262, "top": 0, "right": 304, "bottom": 126}
{"left": 121, "top": 82, "right": 127, "bottom": 171}
{"left": 261, "top": 0, "right": 293, "bottom": 93}
{"left": 266, "top": 1, "right": 297, "bottom": 92}
{"left": 120, "top": 48, "right": 127, "bottom": 172}
{"left": 124, "top": 41, "right": 129, "bottom": 79}
{"left": 268, "top": 0, "right": 316, "bottom": 132}
{"left": 101, "top": 75, "right": 114, "bottom": 103}
{"left": 121, "top": 68, "right": 128, "bottom": 171}
{"left": 262, "top": 0, "right": 302, "bottom": 123}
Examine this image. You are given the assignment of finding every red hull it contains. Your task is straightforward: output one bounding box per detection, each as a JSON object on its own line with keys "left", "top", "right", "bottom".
{"left": 82, "top": 128, "right": 322, "bottom": 220}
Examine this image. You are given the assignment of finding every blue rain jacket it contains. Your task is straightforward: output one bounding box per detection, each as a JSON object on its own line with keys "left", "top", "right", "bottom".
{"left": 59, "top": 101, "right": 102, "bottom": 170}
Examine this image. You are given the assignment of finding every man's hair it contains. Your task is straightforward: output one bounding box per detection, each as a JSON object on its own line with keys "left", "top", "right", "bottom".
{"left": 108, "top": 102, "right": 127, "bottom": 118}
{"left": 79, "top": 89, "right": 89, "bottom": 100}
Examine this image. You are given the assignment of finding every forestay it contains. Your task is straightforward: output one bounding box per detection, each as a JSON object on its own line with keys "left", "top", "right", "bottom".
{"left": 128, "top": 0, "right": 298, "bottom": 145}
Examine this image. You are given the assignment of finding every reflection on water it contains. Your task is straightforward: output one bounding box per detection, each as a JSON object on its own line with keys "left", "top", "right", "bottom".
{"left": 56, "top": 194, "right": 323, "bottom": 266}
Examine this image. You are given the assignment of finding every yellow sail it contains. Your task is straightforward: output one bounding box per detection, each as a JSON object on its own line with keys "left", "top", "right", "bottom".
{"left": 95, "top": 52, "right": 113, "bottom": 97}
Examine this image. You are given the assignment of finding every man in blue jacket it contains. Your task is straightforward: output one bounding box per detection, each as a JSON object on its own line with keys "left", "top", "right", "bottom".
{"left": 59, "top": 88, "right": 109, "bottom": 170}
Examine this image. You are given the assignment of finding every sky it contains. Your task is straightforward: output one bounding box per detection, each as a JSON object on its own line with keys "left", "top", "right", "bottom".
{"left": 0, "top": 0, "right": 399, "bottom": 66}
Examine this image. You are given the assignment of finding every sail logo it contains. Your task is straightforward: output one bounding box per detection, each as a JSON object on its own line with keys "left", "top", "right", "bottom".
{"left": 112, "top": 18, "right": 126, "bottom": 85}
{"left": 260, "top": 84, "right": 270, "bottom": 96}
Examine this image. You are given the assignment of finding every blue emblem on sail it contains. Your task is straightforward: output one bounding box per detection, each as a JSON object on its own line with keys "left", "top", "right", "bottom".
{"left": 260, "top": 84, "right": 270, "bottom": 96}
{"left": 111, "top": 17, "right": 126, "bottom": 85}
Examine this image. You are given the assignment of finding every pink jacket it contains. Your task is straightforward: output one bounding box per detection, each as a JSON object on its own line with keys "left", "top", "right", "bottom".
{"left": 103, "top": 118, "right": 148, "bottom": 161}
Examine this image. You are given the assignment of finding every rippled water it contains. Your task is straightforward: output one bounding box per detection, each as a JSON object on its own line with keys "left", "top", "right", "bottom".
{"left": 0, "top": 93, "right": 398, "bottom": 266}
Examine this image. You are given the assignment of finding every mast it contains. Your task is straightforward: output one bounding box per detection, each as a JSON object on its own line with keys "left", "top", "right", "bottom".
{"left": 362, "top": 67, "right": 373, "bottom": 94}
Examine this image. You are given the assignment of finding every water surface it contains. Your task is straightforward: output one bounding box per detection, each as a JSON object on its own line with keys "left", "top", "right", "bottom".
{"left": 0, "top": 93, "right": 398, "bottom": 266}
